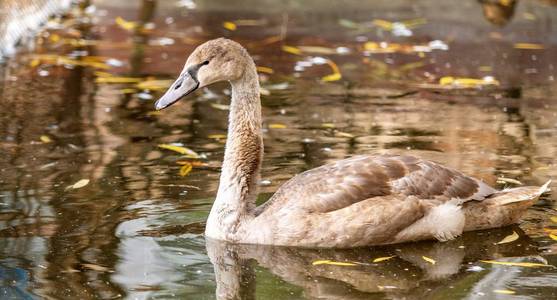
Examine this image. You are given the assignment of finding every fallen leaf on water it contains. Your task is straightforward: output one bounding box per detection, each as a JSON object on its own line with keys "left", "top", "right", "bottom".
{"left": 136, "top": 79, "right": 173, "bottom": 90}
{"left": 208, "top": 134, "right": 227, "bottom": 139}
{"left": 260, "top": 87, "right": 271, "bottom": 96}
{"left": 29, "top": 54, "right": 111, "bottom": 70}
{"left": 233, "top": 19, "right": 267, "bottom": 26}
{"left": 480, "top": 260, "right": 553, "bottom": 268}
{"left": 322, "top": 72, "right": 342, "bottom": 82}
{"left": 269, "top": 123, "right": 287, "bottom": 129}
{"left": 439, "top": 76, "right": 500, "bottom": 87}
{"left": 223, "top": 21, "right": 237, "bottom": 31}
{"left": 372, "top": 256, "right": 395, "bottom": 263}
{"left": 158, "top": 144, "right": 200, "bottom": 158}
{"left": 496, "top": 231, "right": 519, "bottom": 244}
{"left": 179, "top": 163, "right": 193, "bottom": 177}
{"left": 549, "top": 234, "right": 557, "bottom": 241}
{"left": 312, "top": 260, "right": 357, "bottom": 266}
{"left": 297, "top": 46, "right": 338, "bottom": 55}
{"left": 82, "top": 263, "right": 110, "bottom": 272}
{"left": 399, "top": 61, "right": 426, "bottom": 71}
{"left": 496, "top": 177, "right": 522, "bottom": 185}
{"left": 281, "top": 45, "right": 302, "bottom": 55}
{"left": 422, "top": 256, "right": 436, "bottom": 265}
{"left": 336, "top": 131, "right": 355, "bottom": 138}
{"left": 494, "top": 289, "right": 516, "bottom": 295}
{"left": 373, "top": 19, "right": 395, "bottom": 30}
{"left": 210, "top": 103, "right": 230, "bottom": 111}
{"left": 146, "top": 111, "right": 161, "bottom": 116}
{"left": 321, "top": 123, "right": 335, "bottom": 128}
{"left": 94, "top": 71, "right": 112, "bottom": 77}
{"left": 322, "top": 59, "right": 342, "bottom": 82}
{"left": 256, "top": 66, "right": 274, "bottom": 74}
{"left": 550, "top": 216, "right": 557, "bottom": 223}
{"left": 115, "top": 16, "right": 137, "bottom": 31}
{"left": 514, "top": 43, "right": 544, "bottom": 50}
{"left": 96, "top": 77, "right": 142, "bottom": 84}
{"left": 40, "top": 135, "right": 52, "bottom": 143}
{"left": 120, "top": 88, "right": 137, "bottom": 94}
{"left": 30, "top": 59, "right": 41, "bottom": 68}
{"left": 70, "top": 179, "right": 90, "bottom": 190}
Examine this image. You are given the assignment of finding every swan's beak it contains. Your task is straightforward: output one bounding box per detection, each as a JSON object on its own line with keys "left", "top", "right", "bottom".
{"left": 155, "top": 71, "right": 199, "bottom": 110}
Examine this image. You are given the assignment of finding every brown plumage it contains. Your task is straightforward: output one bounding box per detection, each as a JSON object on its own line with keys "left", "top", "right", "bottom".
{"left": 155, "top": 38, "right": 551, "bottom": 248}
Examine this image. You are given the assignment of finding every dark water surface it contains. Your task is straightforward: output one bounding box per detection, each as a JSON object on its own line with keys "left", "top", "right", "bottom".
{"left": 1, "top": 0, "right": 557, "bottom": 299}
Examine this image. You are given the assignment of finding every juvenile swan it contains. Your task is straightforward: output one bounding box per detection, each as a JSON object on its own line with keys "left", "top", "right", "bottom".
{"left": 155, "top": 38, "right": 550, "bottom": 248}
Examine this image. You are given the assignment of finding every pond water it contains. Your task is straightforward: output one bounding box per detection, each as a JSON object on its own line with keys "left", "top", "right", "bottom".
{"left": 1, "top": 0, "right": 557, "bottom": 299}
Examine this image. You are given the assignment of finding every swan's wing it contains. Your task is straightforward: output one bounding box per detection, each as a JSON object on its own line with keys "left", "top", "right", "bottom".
{"left": 257, "top": 154, "right": 496, "bottom": 215}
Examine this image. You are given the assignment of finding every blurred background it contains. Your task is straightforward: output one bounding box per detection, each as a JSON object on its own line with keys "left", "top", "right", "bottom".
{"left": 0, "top": 0, "right": 557, "bottom": 299}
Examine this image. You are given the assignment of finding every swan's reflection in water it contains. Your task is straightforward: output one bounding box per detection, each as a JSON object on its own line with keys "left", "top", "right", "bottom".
{"left": 206, "top": 227, "right": 539, "bottom": 299}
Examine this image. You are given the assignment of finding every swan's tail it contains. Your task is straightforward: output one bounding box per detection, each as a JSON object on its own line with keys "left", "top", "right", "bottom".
{"left": 491, "top": 180, "right": 551, "bottom": 206}
{"left": 463, "top": 180, "right": 551, "bottom": 231}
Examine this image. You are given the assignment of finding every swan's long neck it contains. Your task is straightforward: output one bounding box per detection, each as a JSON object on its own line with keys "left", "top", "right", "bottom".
{"left": 206, "top": 63, "right": 263, "bottom": 240}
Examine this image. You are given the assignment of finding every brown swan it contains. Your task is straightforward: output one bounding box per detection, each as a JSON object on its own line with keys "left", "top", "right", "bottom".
{"left": 155, "top": 38, "right": 550, "bottom": 248}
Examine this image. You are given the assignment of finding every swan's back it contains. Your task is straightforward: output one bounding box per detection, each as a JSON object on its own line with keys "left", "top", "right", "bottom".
{"left": 247, "top": 154, "right": 547, "bottom": 247}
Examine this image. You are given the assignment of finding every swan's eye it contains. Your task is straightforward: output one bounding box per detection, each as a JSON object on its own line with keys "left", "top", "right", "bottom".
{"left": 202, "top": 60, "right": 209, "bottom": 66}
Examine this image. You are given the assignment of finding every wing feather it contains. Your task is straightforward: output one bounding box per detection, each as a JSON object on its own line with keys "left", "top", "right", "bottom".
{"left": 257, "top": 154, "right": 496, "bottom": 215}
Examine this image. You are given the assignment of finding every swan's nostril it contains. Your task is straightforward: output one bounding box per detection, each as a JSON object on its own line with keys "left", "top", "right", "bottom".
{"left": 174, "top": 78, "right": 183, "bottom": 90}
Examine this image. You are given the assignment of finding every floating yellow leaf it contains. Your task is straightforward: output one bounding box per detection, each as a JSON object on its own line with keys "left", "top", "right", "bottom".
{"left": 269, "top": 123, "right": 287, "bottom": 129}
{"left": 399, "top": 61, "right": 426, "bottom": 71}
{"left": 372, "top": 256, "right": 395, "bottom": 263}
{"left": 94, "top": 71, "right": 112, "bottom": 77}
{"left": 158, "top": 144, "right": 200, "bottom": 158}
{"left": 402, "top": 18, "right": 428, "bottom": 28}
{"left": 550, "top": 234, "right": 557, "bottom": 241}
{"left": 480, "top": 260, "right": 553, "bottom": 268}
{"left": 146, "top": 111, "right": 161, "bottom": 116}
{"left": 494, "top": 289, "right": 516, "bottom": 295}
{"left": 96, "top": 77, "right": 142, "bottom": 84}
{"left": 256, "top": 66, "right": 274, "bottom": 74}
{"left": 116, "top": 16, "right": 136, "bottom": 31}
{"left": 233, "top": 19, "right": 267, "bottom": 26}
{"left": 136, "top": 79, "right": 173, "bottom": 90}
{"left": 40, "top": 135, "right": 52, "bottom": 143}
{"left": 497, "top": 177, "right": 522, "bottom": 185}
{"left": 322, "top": 72, "right": 342, "bottom": 82}
{"left": 422, "top": 256, "right": 436, "bottom": 264}
{"left": 322, "top": 59, "right": 342, "bottom": 82}
{"left": 30, "top": 59, "right": 41, "bottom": 68}
{"left": 297, "top": 46, "right": 337, "bottom": 55}
{"left": 336, "top": 131, "right": 355, "bottom": 138}
{"left": 321, "top": 123, "right": 335, "bottom": 128}
{"left": 223, "top": 21, "right": 237, "bottom": 31}
{"left": 70, "top": 179, "right": 90, "bottom": 189}
{"left": 122, "top": 88, "right": 138, "bottom": 94}
{"left": 179, "top": 163, "right": 193, "bottom": 177}
{"left": 281, "top": 45, "right": 302, "bottom": 55}
{"left": 312, "top": 260, "right": 357, "bottom": 266}
{"left": 49, "top": 33, "right": 61, "bottom": 43}
{"left": 373, "top": 19, "right": 394, "bottom": 30}
{"left": 439, "top": 76, "right": 500, "bottom": 87}
{"left": 208, "top": 134, "right": 227, "bottom": 139}
{"left": 550, "top": 216, "right": 557, "bottom": 223}
{"left": 210, "top": 103, "right": 230, "bottom": 110}
{"left": 514, "top": 43, "right": 544, "bottom": 50}
{"left": 496, "top": 231, "right": 519, "bottom": 244}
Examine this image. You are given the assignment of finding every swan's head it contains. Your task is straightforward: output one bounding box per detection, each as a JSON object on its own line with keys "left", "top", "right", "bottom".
{"left": 155, "top": 38, "right": 250, "bottom": 110}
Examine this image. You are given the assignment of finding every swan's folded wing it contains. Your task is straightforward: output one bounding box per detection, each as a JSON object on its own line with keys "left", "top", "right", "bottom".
{"left": 257, "top": 154, "right": 496, "bottom": 215}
